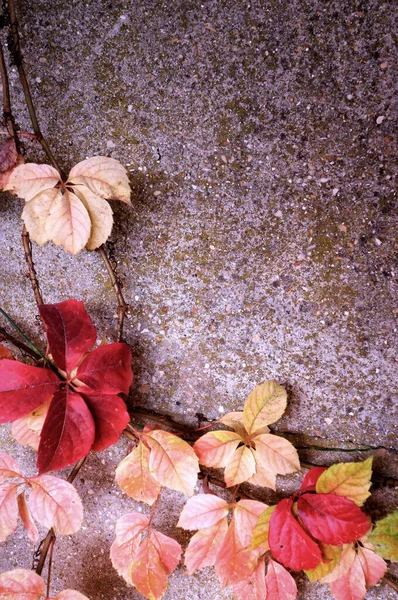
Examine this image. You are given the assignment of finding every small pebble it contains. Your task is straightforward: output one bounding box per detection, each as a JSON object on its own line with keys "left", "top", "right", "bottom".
{"left": 380, "top": 61, "right": 388, "bottom": 70}
{"left": 332, "top": 188, "right": 339, "bottom": 196}
{"left": 274, "top": 210, "right": 283, "bottom": 218}
{"left": 106, "top": 140, "right": 116, "bottom": 148}
{"left": 324, "top": 418, "right": 332, "bottom": 425}
{"left": 376, "top": 115, "right": 385, "bottom": 125}
{"left": 346, "top": 94, "right": 353, "bottom": 100}
{"left": 127, "top": 105, "right": 133, "bottom": 112}
{"left": 374, "top": 238, "right": 382, "bottom": 246}
{"left": 153, "top": 190, "right": 162, "bottom": 196}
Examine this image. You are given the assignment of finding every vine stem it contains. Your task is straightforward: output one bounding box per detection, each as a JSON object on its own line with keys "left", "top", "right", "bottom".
{"left": 98, "top": 245, "right": 128, "bottom": 342}
{"left": 0, "top": 326, "right": 41, "bottom": 360}
{"left": 45, "top": 536, "right": 55, "bottom": 598}
{"left": 22, "top": 225, "right": 44, "bottom": 308}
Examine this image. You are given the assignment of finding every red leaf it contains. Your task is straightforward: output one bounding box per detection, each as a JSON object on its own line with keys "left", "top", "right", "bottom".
{"left": 297, "top": 493, "right": 371, "bottom": 545}
{"left": 265, "top": 559, "right": 298, "bottom": 600}
{"left": 269, "top": 498, "right": 322, "bottom": 571}
{"left": 37, "top": 388, "right": 95, "bottom": 473}
{"left": 81, "top": 393, "right": 129, "bottom": 451}
{"left": 300, "top": 467, "right": 327, "bottom": 493}
{"left": 76, "top": 343, "right": 132, "bottom": 394}
{"left": 39, "top": 300, "right": 96, "bottom": 372}
{"left": 0, "top": 344, "right": 15, "bottom": 359}
{"left": 0, "top": 360, "right": 59, "bottom": 422}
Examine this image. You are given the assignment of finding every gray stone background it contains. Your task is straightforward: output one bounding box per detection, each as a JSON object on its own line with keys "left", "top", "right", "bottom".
{"left": 0, "top": 0, "right": 397, "bottom": 598}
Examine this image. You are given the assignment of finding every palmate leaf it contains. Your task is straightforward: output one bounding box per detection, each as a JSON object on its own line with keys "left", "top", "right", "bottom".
{"left": 183, "top": 518, "right": 228, "bottom": 575}
{"left": 325, "top": 546, "right": 386, "bottom": 600}
{"left": 243, "top": 380, "right": 287, "bottom": 436}
{"left": 115, "top": 441, "right": 161, "bottom": 506}
{"left": 11, "top": 400, "right": 50, "bottom": 451}
{"left": 265, "top": 559, "right": 298, "bottom": 600}
{"left": 251, "top": 505, "right": 276, "bottom": 551}
{"left": 193, "top": 429, "right": 242, "bottom": 468}
{"left": 315, "top": 458, "right": 373, "bottom": 506}
{"left": 368, "top": 511, "right": 398, "bottom": 561}
{"left": 0, "top": 482, "right": 19, "bottom": 542}
{"left": 224, "top": 445, "right": 256, "bottom": 487}
{"left": 0, "top": 569, "right": 45, "bottom": 599}
{"left": 304, "top": 543, "right": 341, "bottom": 582}
{"left": 232, "top": 559, "right": 266, "bottom": 600}
{"left": 253, "top": 433, "right": 300, "bottom": 476}
{"left": 177, "top": 495, "right": 229, "bottom": 529}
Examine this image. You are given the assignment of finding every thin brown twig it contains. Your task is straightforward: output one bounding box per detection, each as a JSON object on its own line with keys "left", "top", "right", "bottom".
{"left": 0, "top": 129, "right": 37, "bottom": 138}
{"left": 0, "top": 326, "right": 41, "bottom": 360}
{"left": 22, "top": 224, "right": 44, "bottom": 307}
{"left": 382, "top": 574, "right": 398, "bottom": 593}
{"left": 98, "top": 245, "right": 128, "bottom": 342}
{"left": 0, "top": 37, "right": 20, "bottom": 150}
{"left": 7, "top": 0, "right": 66, "bottom": 178}
{"left": 46, "top": 536, "right": 56, "bottom": 598}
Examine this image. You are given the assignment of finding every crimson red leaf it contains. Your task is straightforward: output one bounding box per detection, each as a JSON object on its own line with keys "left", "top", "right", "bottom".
{"left": 37, "top": 388, "right": 95, "bottom": 473}
{"left": 297, "top": 493, "right": 371, "bottom": 545}
{"left": 300, "top": 467, "right": 327, "bottom": 493}
{"left": 76, "top": 343, "right": 132, "bottom": 394}
{"left": 81, "top": 393, "right": 129, "bottom": 451}
{"left": 39, "top": 300, "right": 96, "bottom": 372}
{"left": 269, "top": 498, "right": 322, "bottom": 571}
{"left": 0, "top": 360, "right": 59, "bottom": 422}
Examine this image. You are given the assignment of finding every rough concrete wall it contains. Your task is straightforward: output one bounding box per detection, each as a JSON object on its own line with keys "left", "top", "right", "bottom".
{"left": 0, "top": 0, "right": 397, "bottom": 598}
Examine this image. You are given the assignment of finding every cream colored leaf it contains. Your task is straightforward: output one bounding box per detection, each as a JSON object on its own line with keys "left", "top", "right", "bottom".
{"left": 243, "top": 380, "right": 287, "bottom": 435}
{"left": 22, "top": 188, "right": 61, "bottom": 246}
{"left": 253, "top": 433, "right": 300, "bottom": 475}
{"left": 68, "top": 156, "right": 131, "bottom": 204}
{"left": 193, "top": 430, "right": 242, "bottom": 468}
{"left": 219, "top": 412, "right": 248, "bottom": 437}
{"left": 115, "top": 442, "right": 161, "bottom": 506}
{"left": 315, "top": 457, "right": 373, "bottom": 506}
{"left": 73, "top": 185, "right": 114, "bottom": 250}
{"left": 246, "top": 460, "right": 276, "bottom": 490}
{"left": 224, "top": 446, "right": 256, "bottom": 487}
{"left": 11, "top": 399, "right": 50, "bottom": 451}
{"left": 3, "top": 163, "right": 60, "bottom": 201}
{"left": 46, "top": 189, "right": 91, "bottom": 255}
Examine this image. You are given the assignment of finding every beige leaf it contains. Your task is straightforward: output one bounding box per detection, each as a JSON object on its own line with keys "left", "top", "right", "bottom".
{"left": 243, "top": 381, "right": 287, "bottom": 435}
{"left": 115, "top": 441, "right": 161, "bottom": 506}
{"left": 46, "top": 189, "right": 91, "bottom": 255}
{"left": 224, "top": 446, "right": 256, "bottom": 487}
{"left": 21, "top": 188, "right": 61, "bottom": 246}
{"left": 219, "top": 412, "right": 248, "bottom": 437}
{"left": 3, "top": 163, "right": 60, "bottom": 201}
{"left": 246, "top": 460, "right": 276, "bottom": 490}
{"left": 73, "top": 185, "right": 113, "bottom": 250}
{"left": 253, "top": 433, "right": 300, "bottom": 475}
{"left": 68, "top": 156, "right": 131, "bottom": 204}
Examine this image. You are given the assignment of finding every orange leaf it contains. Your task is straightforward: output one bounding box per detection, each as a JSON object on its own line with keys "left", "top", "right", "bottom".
{"left": 315, "top": 458, "right": 373, "bottom": 506}
{"left": 115, "top": 441, "right": 161, "bottom": 506}
{"left": 145, "top": 430, "right": 199, "bottom": 496}
{"left": 232, "top": 559, "right": 266, "bottom": 600}
{"left": 184, "top": 518, "right": 228, "bottom": 574}
{"left": 251, "top": 505, "right": 276, "bottom": 551}
{"left": 246, "top": 460, "right": 276, "bottom": 490}
{"left": 17, "top": 493, "right": 39, "bottom": 545}
{"left": 0, "top": 568, "right": 45, "bottom": 599}
{"left": 193, "top": 430, "right": 242, "bottom": 468}
{"left": 177, "top": 494, "right": 229, "bottom": 529}
{"left": 110, "top": 512, "right": 149, "bottom": 583}
{"left": 0, "top": 344, "right": 15, "bottom": 360}
{"left": 219, "top": 411, "right": 248, "bottom": 437}
{"left": 224, "top": 445, "right": 256, "bottom": 487}
{"left": 253, "top": 433, "right": 300, "bottom": 475}
{"left": 265, "top": 559, "right": 298, "bottom": 600}
{"left": 0, "top": 481, "right": 19, "bottom": 542}
{"left": 243, "top": 380, "right": 287, "bottom": 435}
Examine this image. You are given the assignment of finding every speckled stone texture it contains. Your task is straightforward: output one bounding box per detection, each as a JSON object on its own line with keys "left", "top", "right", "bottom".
{"left": 0, "top": 0, "right": 397, "bottom": 598}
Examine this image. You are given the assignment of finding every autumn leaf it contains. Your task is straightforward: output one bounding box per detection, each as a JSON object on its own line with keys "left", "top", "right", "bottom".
{"left": 265, "top": 559, "right": 298, "bottom": 600}
{"left": 0, "top": 299, "right": 132, "bottom": 473}
{"left": 315, "top": 458, "right": 373, "bottom": 506}
{"left": 357, "top": 545, "right": 387, "bottom": 587}
{"left": 232, "top": 559, "right": 266, "bottom": 600}
{"left": 177, "top": 495, "right": 229, "bottom": 529}
{"left": 115, "top": 442, "right": 161, "bottom": 506}
{"left": 300, "top": 466, "right": 327, "bottom": 493}
{"left": 251, "top": 505, "right": 276, "bottom": 551}
{"left": 110, "top": 512, "right": 149, "bottom": 583}
{"left": 17, "top": 493, "right": 39, "bottom": 544}
{"left": 243, "top": 380, "right": 287, "bottom": 435}
{"left": 193, "top": 430, "right": 242, "bottom": 468}
{"left": 183, "top": 518, "right": 228, "bottom": 574}
{"left": 368, "top": 511, "right": 398, "bottom": 561}
{"left": 0, "top": 481, "right": 19, "bottom": 542}
{"left": 52, "top": 591, "right": 90, "bottom": 600}
{"left": 297, "top": 493, "right": 371, "bottom": 545}
{"left": 145, "top": 429, "right": 199, "bottom": 496}
{"left": 304, "top": 543, "right": 341, "bottom": 582}
{"left": 28, "top": 474, "right": 83, "bottom": 534}
{"left": 253, "top": 433, "right": 300, "bottom": 475}
{"left": 0, "top": 568, "right": 45, "bottom": 599}
{"left": 11, "top": 400, "right": 50, "bottom": 451}
{"left": 321, "top": 543, "right": 357, "bottom": 584}
{"left": 0, "top": 343, "right": 15, "bottom": 359}
{"left": 0, "top": 450, "right": 22, "bottom": 480}
{"left": 4, "top": 156, "right": 131, "bottom": 254}
{"left": 224, "top": 445, "right": 256, "bottom": 487}
{"left": 0, "top": 137, "right": 18, "bottom": 173}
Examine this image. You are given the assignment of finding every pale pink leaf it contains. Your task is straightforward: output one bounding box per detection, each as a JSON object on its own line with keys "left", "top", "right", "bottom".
{"left": 22, "top": 188, "right": 61, "bottom": 246}
{"left": 243, "top": 380, "right": 287, "bottom": 435}
{"left": 193, "top": 430, "right": 242, "bottom": 468}
{"left": 145, "top": 430, "right": 199, "bottom": 496}
{"left": 150, "top": 529, "right": 183, "bottom": 574}
{"left": 234, "top": 499, "right": 269, "bottom": 549}
{"left": 0, "top": 569, "right": 45, "bottom": 599}
{"left": 17, "top": 493, "right": 39, "bottom": 544}
{"left": 28, "top": 474, "right": 83, "bottom": 535}
{"left": 265, "top": 559, "right": 298, "bottom": 600}
{"left": 184, "top": 518, "right": 228, "bottom": 574}
{"left": 115, "top": 442, "right": 161, "bottom": 506}
{"left": 68, "top": 156, "right": 131, "bottom": 204}
{"left": 11, "top": 400, "right": 50, "bottom": 451}
{"left": 215, "top": 515, "right": 259, "bottom": 587}
{"left": 46, "top": 189, "right": 91, "bottom": 255}
{"left": 73, "top": 185, "right": 113, "bottom": 250}
{"left": 0, "top": 450, "right": 21, "bottom": 481}
{"left": 246, "top": 460, "right": 276, "bottom": 490}
{"left": 357, "top": 546, "right": 387, "bottom": 587}
{"left": 177, "top": 495, "right": 229, "bottom": 529}
{"left": 253, "top": 433, "right": 300, "bottom": 475}
{"left": 110, "top": 512, "right": 149, "bottom": 583}
{"left": 232, "top": 558, "right": 266, "bottom": 600}
{"left": 53, "top": 590, "right": 90, "bottom": 599}
{"left": 321, "top": 544, "right": 357, "bottom": 584}
{"left": 329, "top": 554, "right": 367, "bottom": 600}
{"left": 224, "top": 445, "right": 256, "bottom": 487}
{"left": 3, "top": 163, "right": 60, "bottom": 201}
{"left": 0, "top": 482, "right": 19, "bottom": 542}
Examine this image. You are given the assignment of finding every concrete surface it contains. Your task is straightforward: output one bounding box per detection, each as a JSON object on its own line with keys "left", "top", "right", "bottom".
{"left": 0, "top": 0, "right": 397, "bottom": 598}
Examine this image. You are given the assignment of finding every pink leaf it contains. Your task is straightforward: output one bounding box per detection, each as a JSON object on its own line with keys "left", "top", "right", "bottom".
{"left": 234, "top": 499, "right": 269, "bottom": 548}
{"left": 11, "top": 400, "right": 50, "bottom": 451}
{"left": 193, "top": 430, "right": 242, "bottom": 468}
{"left": 0, "top": 360, "right": 59, "bottom": 422}
{"left": 110, "top": 512, "right": 149, "bottom": 583}
{"left": 265, "top": 559, "right": 298, "bottom": 600}
{"left": 76, "top": 342, "right": 133, "bottom": 394}
{"left": 37, "top": 388, "right": 95, "bottom": 473}
{"left": 269, "top": 498, "right": 322, "bottom": 571}
{"left": 39, "top": 300, "right": 96, "bottom": 372}
{"left": 233, "top": 559, "right": 266, "bottom": 600}
{"left": 177, "top": 495, "right": 230, "bottom": 529}
{"left": 115, "top": 441, "right": 161, "bottom": 506}
{"left": 184, "top": 518, "right": 228, "bottom": 574}
{"left": 0, "top": 568, "right": 45, "bottom": 599}
{"left": 0, "top": 137, "right": 18, "bottom": 173}
{"left": 53, "top": 591, "right": 90, "bottom": 600}
{"left": 300, "top": 467, "right": 327, "bottom": 493}
{"left": 357, "top": 545, "right": 387, "bottom": 587}
{"left": 28, "top": 474, "right": 83, "bottom": 534}
{"left": 150, "top": 529, "right": 183, "bottom": 574}
{"left": 297, "top": 493, "right": 371, "bottom": 545}
{"left": 0, "top": 482, "right": 19, "bottom": 542}
{"left": 329, "top": 554, "right": 367, "bottom": 600}
{"left": 81, "top": 393, "right": 129, "bottom": 451}
{"left": 17, "top": 493, "right": 39, "bottom": 544}
{"left": 0, "top": 450, "right": 22, "bottom": 481}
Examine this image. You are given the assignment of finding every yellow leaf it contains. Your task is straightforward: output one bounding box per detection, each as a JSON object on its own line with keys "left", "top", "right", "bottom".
{"left": 224, "top": 445, "right": 256, "bottom": 487}
{"left": 115, "top": 442, "right": 161, "bottom": 506}
{"left": 73, "top": 185, "right": 114, "bottom": 250}
{"left": 251, "top": 505, "right": 276, "bottom": 551}
{"left": 305, "top": 543, "right": 342, "bottom": 582}
{"left": 253, "top": 433, "right": 300, "bottom": 475}
{"left": 368, "top": 511, "right": 398, "bottom": 561}
{"left": 315, "top": 457, "right": 373, "bottom": 506}
{"left": 46, "top": 189, "right": 91, "bottom": 255}
{"left": 21, "top": 188, "right": 61, "bottom": 246}
{"left": 3, "top": 163, "right": 60, "bottom": 201}
{"left": 243, "top": 380, "right": 287, "bottom": 435}
{"left": 68, "top": 156, "right": 131, "bottom": 204}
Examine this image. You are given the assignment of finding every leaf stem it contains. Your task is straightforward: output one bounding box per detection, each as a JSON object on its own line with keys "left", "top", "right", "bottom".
{"left": 22, "top": 224, "right": 44, "bottom": 308}
{"left": 0, "top": 306, "right": 48, "bottom": 363}
{"left": 383, "top": 574, "right": 398, "bottom": 593}
{"left": 6, "top": 0, "right": 66, "bottom": 178}
{"left": 45, "top": 536, "right": 56, "bottom": 598}
{"left": 98, "top": 245, "right": 128, "bottom": 342}
{"left": 0, "top": 325, "right": 41, "bottom": 360}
